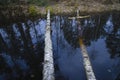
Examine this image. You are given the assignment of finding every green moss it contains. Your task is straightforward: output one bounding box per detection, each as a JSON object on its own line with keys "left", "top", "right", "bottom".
{"left": 28, "top": 5, "right": 38, "bottom": 16}
{"left": 46, "top": 6, "right": 54, "bottom": 15}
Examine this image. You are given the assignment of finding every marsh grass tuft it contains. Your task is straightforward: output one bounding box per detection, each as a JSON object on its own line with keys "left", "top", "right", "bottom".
{"left": 28, "top": 5, "right": 38, "bottom": 16}
{"left": 46, "top": 6, "right": 54, "bottom": 15}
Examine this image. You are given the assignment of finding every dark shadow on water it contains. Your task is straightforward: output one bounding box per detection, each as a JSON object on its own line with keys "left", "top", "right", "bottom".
{"left": 82, "top": 13, "right": 120, "bottom": 80}
{"left": 51, "top": 16, "right": 86, "bottom": 80}
{"left": 51, "top": 12, "right": 120, "bottom": 80}
{"left": 0, "top": 19, "right": 46, "bottom": 80}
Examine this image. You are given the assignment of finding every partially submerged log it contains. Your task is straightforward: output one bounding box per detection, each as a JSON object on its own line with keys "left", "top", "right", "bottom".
{"left": 79, "top": 38, "right": 96, "bottom": 80}
{"left": 43, "top": 10, "right": 55, "bottom": 80}
{"left": 68, "top": 9, "right": 90, "bottom": 19}
{"left": 68, "top": 15, "right": 90, "bottom": 19}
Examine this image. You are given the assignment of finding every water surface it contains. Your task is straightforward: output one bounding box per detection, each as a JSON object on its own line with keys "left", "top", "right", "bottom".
{"left": 0, "top": 12, "right": 120, "bottom": 80}
{"left": 0, "top": 19, "right": 46, "bottom": 80}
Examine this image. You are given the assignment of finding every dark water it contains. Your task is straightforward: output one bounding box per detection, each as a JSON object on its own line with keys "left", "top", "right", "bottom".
{"left": 84, "top": 13, "right": 120, "bottom": 80}
{"left": 51, "top": 16, "right": 86, "bottom": 80}
{"left": 51, "top": 13, "right": 120, "bottom": 80}
{"left": 0, "top": 19, "right": 46, "bottom": 80}
{"left": 0, "top": 12, "right": 120, "bottom": 80}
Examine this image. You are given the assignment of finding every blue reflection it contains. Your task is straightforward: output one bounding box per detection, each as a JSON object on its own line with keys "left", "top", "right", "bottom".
{"left": 0, "top": 74, "right": 5, "bottom": 80}
{"left": 0, "top": 29, "right": 12, "bottom": 48}
{"left": 0, "top": 18, "right": 45, "bottom": 79}
{"left": 52, "top": 16, "right": 86, "bottom": 80}
{"left": 104, "top": 15, "right": 113, "bottom": 34}
{"left": 15, "top": 58, "right": 29, "bottom": 71}
{"left": 1, "top": 53, "right": 14, "bottom": 68}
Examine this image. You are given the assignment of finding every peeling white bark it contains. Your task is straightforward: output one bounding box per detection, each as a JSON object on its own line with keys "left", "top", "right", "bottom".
{"left": 79, "top": 38, "right": 96, "bottom": 80}
{"left": 43, "top": 10, "right": 55, "bottom": 80}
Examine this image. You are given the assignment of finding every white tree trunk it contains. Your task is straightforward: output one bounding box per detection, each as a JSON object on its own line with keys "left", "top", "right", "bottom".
{"left": 79, "top": 38, "right": 96, "bottom": 80}
{"left": 43, "top": 10, "right": 55, "bottom": 80}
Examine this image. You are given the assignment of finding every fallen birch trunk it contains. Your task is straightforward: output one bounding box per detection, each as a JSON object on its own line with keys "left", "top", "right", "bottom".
{"left": 43, "top": 10, "right": 55, "bottom": 80}
{"left": 79, "top": 38, "right": 96, "bottom": 80}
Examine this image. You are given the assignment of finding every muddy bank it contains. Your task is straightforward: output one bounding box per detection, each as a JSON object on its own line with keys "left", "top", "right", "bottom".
{"left": 0, "top": 5, "right": 40, "bottom": 25}
{"left": 36, "top": 1, "right": 120, "bottom": 15}
{"left": 0, "top": 1, "right": 120, "bottom": 25}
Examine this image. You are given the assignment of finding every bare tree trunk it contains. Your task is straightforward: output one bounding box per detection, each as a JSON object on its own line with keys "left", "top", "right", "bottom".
{"left": 43, "top": 10, "right": 55, "bottom": 80}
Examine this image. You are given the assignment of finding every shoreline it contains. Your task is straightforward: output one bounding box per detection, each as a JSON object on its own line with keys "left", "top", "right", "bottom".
{"left": 0, "top": 1, "right": 120, "bottom": 15}
{"left": 0, "top": 1, "right": 120, "bottom": 25}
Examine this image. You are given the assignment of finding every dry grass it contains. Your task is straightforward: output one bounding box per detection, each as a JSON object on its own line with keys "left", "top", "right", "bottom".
{"left": 0, "top": 0, "right": 120, "bottom": 16}
{"left": 34, "top": 1, "right": 120, "bottom": 15}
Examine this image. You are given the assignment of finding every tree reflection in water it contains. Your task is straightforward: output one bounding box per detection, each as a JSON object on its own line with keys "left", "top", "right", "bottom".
{"left": 51, "top": 12, "right": 120, "bottom": 80}
{"left": 0, "top": 19, "right": 45, "bottom": 80}
{"left": 105, "top": 13, "right": 120, "bottom": 59}
{"left": 0, "top": 12, "right": 120, "bottom": 80}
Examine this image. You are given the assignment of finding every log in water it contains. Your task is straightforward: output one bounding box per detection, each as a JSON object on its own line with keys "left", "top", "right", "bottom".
{"left": 79, "top": 38, "right": 96, "bottom": 80}
{"left": 43, "top": 10, "right": 55, "bottom": 80}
